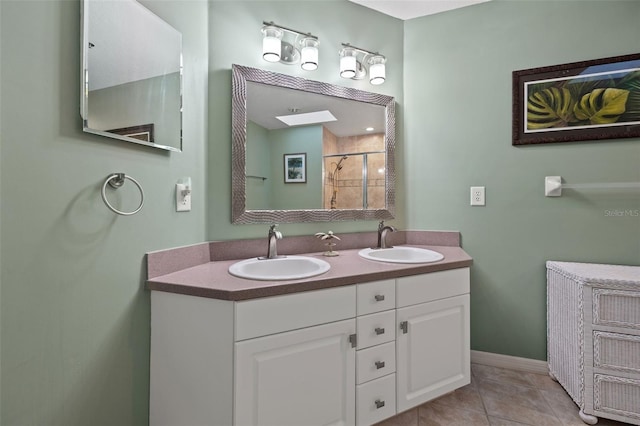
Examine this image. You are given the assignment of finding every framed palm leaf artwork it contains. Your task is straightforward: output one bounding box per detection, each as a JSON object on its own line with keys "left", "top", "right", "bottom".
{"left": 513, "top": 53, "right": 640, "bottom": 145}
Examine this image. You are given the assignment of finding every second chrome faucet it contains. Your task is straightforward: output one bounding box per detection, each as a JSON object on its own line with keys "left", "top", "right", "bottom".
{"left": 376, "top": 220, "right": 396, "bottom": 249}
{"left": 264, "top": 224, "right": 283, "bottom": 259}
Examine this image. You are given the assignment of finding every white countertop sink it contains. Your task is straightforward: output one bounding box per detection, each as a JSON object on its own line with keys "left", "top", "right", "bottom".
{"left": 358, "top": 246, "right": 444, "bottom": 264}
{"left": 228, "top": 256, "right": 331, "bottom": 281}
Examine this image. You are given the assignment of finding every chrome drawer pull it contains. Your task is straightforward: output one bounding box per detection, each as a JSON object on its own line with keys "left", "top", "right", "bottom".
{"left": 375, "top": 399, "right": 385, "bottom": 409}
{"left": 375, "top": 327, "right": 385, "bottom": 335}
{"left": 374, "top": 294, "right": 385, "bottom": 302}
{"left": 375, "top": 361, "right": 385, "bottom": 369}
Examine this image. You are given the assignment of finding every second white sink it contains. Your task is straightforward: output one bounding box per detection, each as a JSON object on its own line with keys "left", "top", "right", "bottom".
{"left": 358, "top": 246, "right": 444, "bottom": 264}
{"left": 229, "top": 256, "right": 331, "bottom": 281}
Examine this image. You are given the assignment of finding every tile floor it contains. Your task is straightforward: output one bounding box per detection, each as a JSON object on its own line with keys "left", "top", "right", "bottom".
{"left": 376, "top": 364, "right": 633, "bottom": 426}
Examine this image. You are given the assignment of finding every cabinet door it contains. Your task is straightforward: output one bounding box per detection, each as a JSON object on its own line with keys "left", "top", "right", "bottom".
{"left": 235, "top": 319, "right": 356, "bottom": 426}
{"left": 396, "top": 294, "right": 470, "bottom": 412}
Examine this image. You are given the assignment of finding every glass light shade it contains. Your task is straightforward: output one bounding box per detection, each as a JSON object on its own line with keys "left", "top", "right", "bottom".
{"left": 340, "top": 48, "right": 357, "bottom": 78}
{"left": 368, "top": 55, "right": 386, "bottom": 85}
{"left": 300, "top": 38, "right": 319, "bottom": 71}
{"left": 262, "top": 26, "right": 283, "bottom": 62}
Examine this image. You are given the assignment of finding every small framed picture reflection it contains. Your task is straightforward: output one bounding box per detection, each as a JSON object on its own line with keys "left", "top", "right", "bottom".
{"left": 284, "top": 153, "right": 306, "bottom": 183}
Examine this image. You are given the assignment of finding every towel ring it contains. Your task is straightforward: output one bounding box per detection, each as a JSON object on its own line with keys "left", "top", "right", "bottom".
{"left": 101, "top": 173, "right": 144, "bottom": 216}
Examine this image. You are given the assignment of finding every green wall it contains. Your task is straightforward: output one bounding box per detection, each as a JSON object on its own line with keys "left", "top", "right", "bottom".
{"left": 2, "top": 0, "right": 638, "bottom": 424}
{"left": 404, "top": 0, "right": 640, "bottom": 360}
{"left": 246, "top": 123, "right": 325, "bottom": 210}
{"left": 0, "top": 1, "right": 208, "bottom": 424}
{"left": 268, "top": 125, "right": 323, "bottom": 210}
{"left": 246, "top": 120, "right": 272, "bottom": 209}
{"left": 207, "top": 0, "right": 405, "bottom": 238}
{"left": 0, "top": 1, "right": 403, "bottom": 423}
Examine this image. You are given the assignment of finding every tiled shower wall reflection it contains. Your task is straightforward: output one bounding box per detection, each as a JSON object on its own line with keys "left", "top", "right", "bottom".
{"left": 323, "top": 128, "right": 385, "bottom": 210}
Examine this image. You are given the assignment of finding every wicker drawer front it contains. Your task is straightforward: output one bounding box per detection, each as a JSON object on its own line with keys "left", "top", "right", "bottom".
{"left": 593, "top": 288, "right": 640, "bottom": 330}
{"left": 594, "top": 374, "right": 640, "bottom": 421}
{"left": 594, "top": 332, "right": 640, "bottom": 374}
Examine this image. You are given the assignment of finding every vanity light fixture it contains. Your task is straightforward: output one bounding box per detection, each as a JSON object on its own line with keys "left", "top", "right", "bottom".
{"left": 261, "top": 26, "right": 283, "bottom": 62}
{"left": 261, "top": 21, "right": 319, "bottom": 71}
{"left": 339, "top": 47, "right": 358, "bottom": 78}
{"left": 339, "top": 43, "right": 386, "bottom": 85}
{"left": 368, "top": 55, "right": 387, "bottom": 85}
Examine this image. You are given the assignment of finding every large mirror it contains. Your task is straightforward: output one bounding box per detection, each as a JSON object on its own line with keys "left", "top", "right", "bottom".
{"left": 232, "top": 65, "right": 396, "bottom": 224}
{"left": 80, "top": 0, "right": 183, "bottom": 152}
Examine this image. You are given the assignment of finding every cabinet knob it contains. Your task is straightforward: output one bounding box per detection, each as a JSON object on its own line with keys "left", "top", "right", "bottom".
{"left": 375, "top": 327, "right": 385, "bottom": 335}
{"left": 375, "top": 399, "right": 385, "bottom": 409}
{"left": 375, "top": 361, "right": 385, "bottom": 369}
{"left": 374, "top": 294, "right": 385, "bottom": 302}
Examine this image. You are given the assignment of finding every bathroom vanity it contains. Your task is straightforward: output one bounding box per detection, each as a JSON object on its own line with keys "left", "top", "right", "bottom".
{"left": 147, "top": 231, "right": 472, "bottom": 426}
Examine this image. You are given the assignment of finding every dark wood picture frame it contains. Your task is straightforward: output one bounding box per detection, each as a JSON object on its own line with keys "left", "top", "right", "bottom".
{"left": 107, "top": 123, "right": 155, "bottom": 143}
{"left": 512, "top": 53, "right": 640, "bottom": 146}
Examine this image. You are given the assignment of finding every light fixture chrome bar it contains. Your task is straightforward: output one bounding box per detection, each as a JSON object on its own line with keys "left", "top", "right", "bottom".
{"left": 341, "top": 42, "right": 379, "bottom": 56}
{"left": 263, "top": 21, "right": 317, "bottom": 40}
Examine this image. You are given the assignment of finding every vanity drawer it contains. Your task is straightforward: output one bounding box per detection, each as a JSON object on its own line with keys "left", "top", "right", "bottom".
{"left": 357, "top": 341, "right": 396, "bottom": 385}
{"left": 357, "top": 310, "right": 395, "bottom": 350}
{"left": 357, "top": 279, "right": 396, "bottom": 315}
{"left": 235, "top": 286, "right": 356, "bottom": 341}
{"left": 592, "top": 288, "right": 640, "bottom": 330}
{"left": 397, "top": 268, "right": 470, "bottom": 308}
{"left": 356, "top": 374, "right": 396, "bottom": 426}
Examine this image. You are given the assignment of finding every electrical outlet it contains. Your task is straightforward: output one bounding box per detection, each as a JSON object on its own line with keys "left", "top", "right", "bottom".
{"left": 176, "top": 183, "right": 192, "bottom": 212}
{"left": 470, "top": 186, "right": 485, "bottom": 206}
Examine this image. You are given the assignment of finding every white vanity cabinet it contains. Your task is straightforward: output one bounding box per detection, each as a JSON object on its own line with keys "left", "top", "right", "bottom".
{"left": 355, "top": 279, "right": 397, "bottom": 426}
{"left": 235, "top": 319, "right": 356, "bottom": 426}
{"left": 150, "top": 267, "right": 470, "bottom": 426}
{"left": 234, "top": 286, "right": 357, "bottom": 426}
{"left": 396, "top": 268, "right": 471, "bottom": 412}
{"left": 150, "top": 285, "right": 356, "bottom": 426}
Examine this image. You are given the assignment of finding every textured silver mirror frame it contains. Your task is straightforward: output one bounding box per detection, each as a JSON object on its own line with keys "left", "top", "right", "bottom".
{"left": 231, "top": 64, "right": 396, "bottom": 224}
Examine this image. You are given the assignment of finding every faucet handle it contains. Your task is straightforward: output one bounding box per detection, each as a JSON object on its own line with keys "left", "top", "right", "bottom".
{"left": 269, "top": 224, "right": 282, "bottom": 239}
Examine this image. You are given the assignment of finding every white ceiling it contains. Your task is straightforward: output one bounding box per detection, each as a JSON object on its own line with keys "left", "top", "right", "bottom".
{"left": 348, "top": 0, "right": 491, "bottom": 20}
{"left": 87, "top": 0, "right": 181, "bottom": 91}
{"left": 247, "top": 82, "right": 385, "bottom": 138}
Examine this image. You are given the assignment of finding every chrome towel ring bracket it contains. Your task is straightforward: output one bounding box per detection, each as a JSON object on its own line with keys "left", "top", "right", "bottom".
{"left": 101, "top": 173, "right": 145, "bottom": 216}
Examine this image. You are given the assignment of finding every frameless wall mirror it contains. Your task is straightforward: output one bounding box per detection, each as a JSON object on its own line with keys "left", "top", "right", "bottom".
{"left": 232, "top": 65, "right": 396, "bottom": 224}
{"left": 80, "top": 0, "right": 183, "bottom": 152}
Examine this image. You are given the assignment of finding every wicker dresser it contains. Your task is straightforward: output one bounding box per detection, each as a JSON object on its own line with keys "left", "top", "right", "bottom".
{"left": 547, "top": 261, "right": 640, "bottom": 425}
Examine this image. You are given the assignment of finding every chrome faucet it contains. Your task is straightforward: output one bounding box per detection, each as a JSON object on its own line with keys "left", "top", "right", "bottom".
{"left": 265, "top": 224, "right": 283, "bottom": 259}
{"left": 376, "top": 220, "right": 396, "bottom": 249}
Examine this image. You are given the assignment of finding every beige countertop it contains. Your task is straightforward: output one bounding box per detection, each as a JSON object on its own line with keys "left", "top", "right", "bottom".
{"left": 147, "top": 243, "right": 472, "bottom": 301}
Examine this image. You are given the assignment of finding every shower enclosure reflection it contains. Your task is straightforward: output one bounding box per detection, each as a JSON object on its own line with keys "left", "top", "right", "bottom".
{"left": 323, "top": 129, "right": 385, "bottom": 210}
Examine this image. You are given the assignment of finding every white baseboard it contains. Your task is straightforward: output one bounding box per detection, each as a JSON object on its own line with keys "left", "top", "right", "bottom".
{"left": 471, "top": 350, "right": 549, "bottom": 375}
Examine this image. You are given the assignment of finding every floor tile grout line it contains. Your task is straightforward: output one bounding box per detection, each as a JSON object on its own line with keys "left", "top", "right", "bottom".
{"left": 472, "top": 363, "right": 572, "bottom": 426}
{"left": 470, "top": 366, "right": 494, "bottom": 424}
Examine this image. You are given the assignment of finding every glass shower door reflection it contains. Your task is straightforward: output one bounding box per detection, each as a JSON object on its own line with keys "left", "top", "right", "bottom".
{"left": 323, "top": 152, "right": 385, "bottom": 210}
